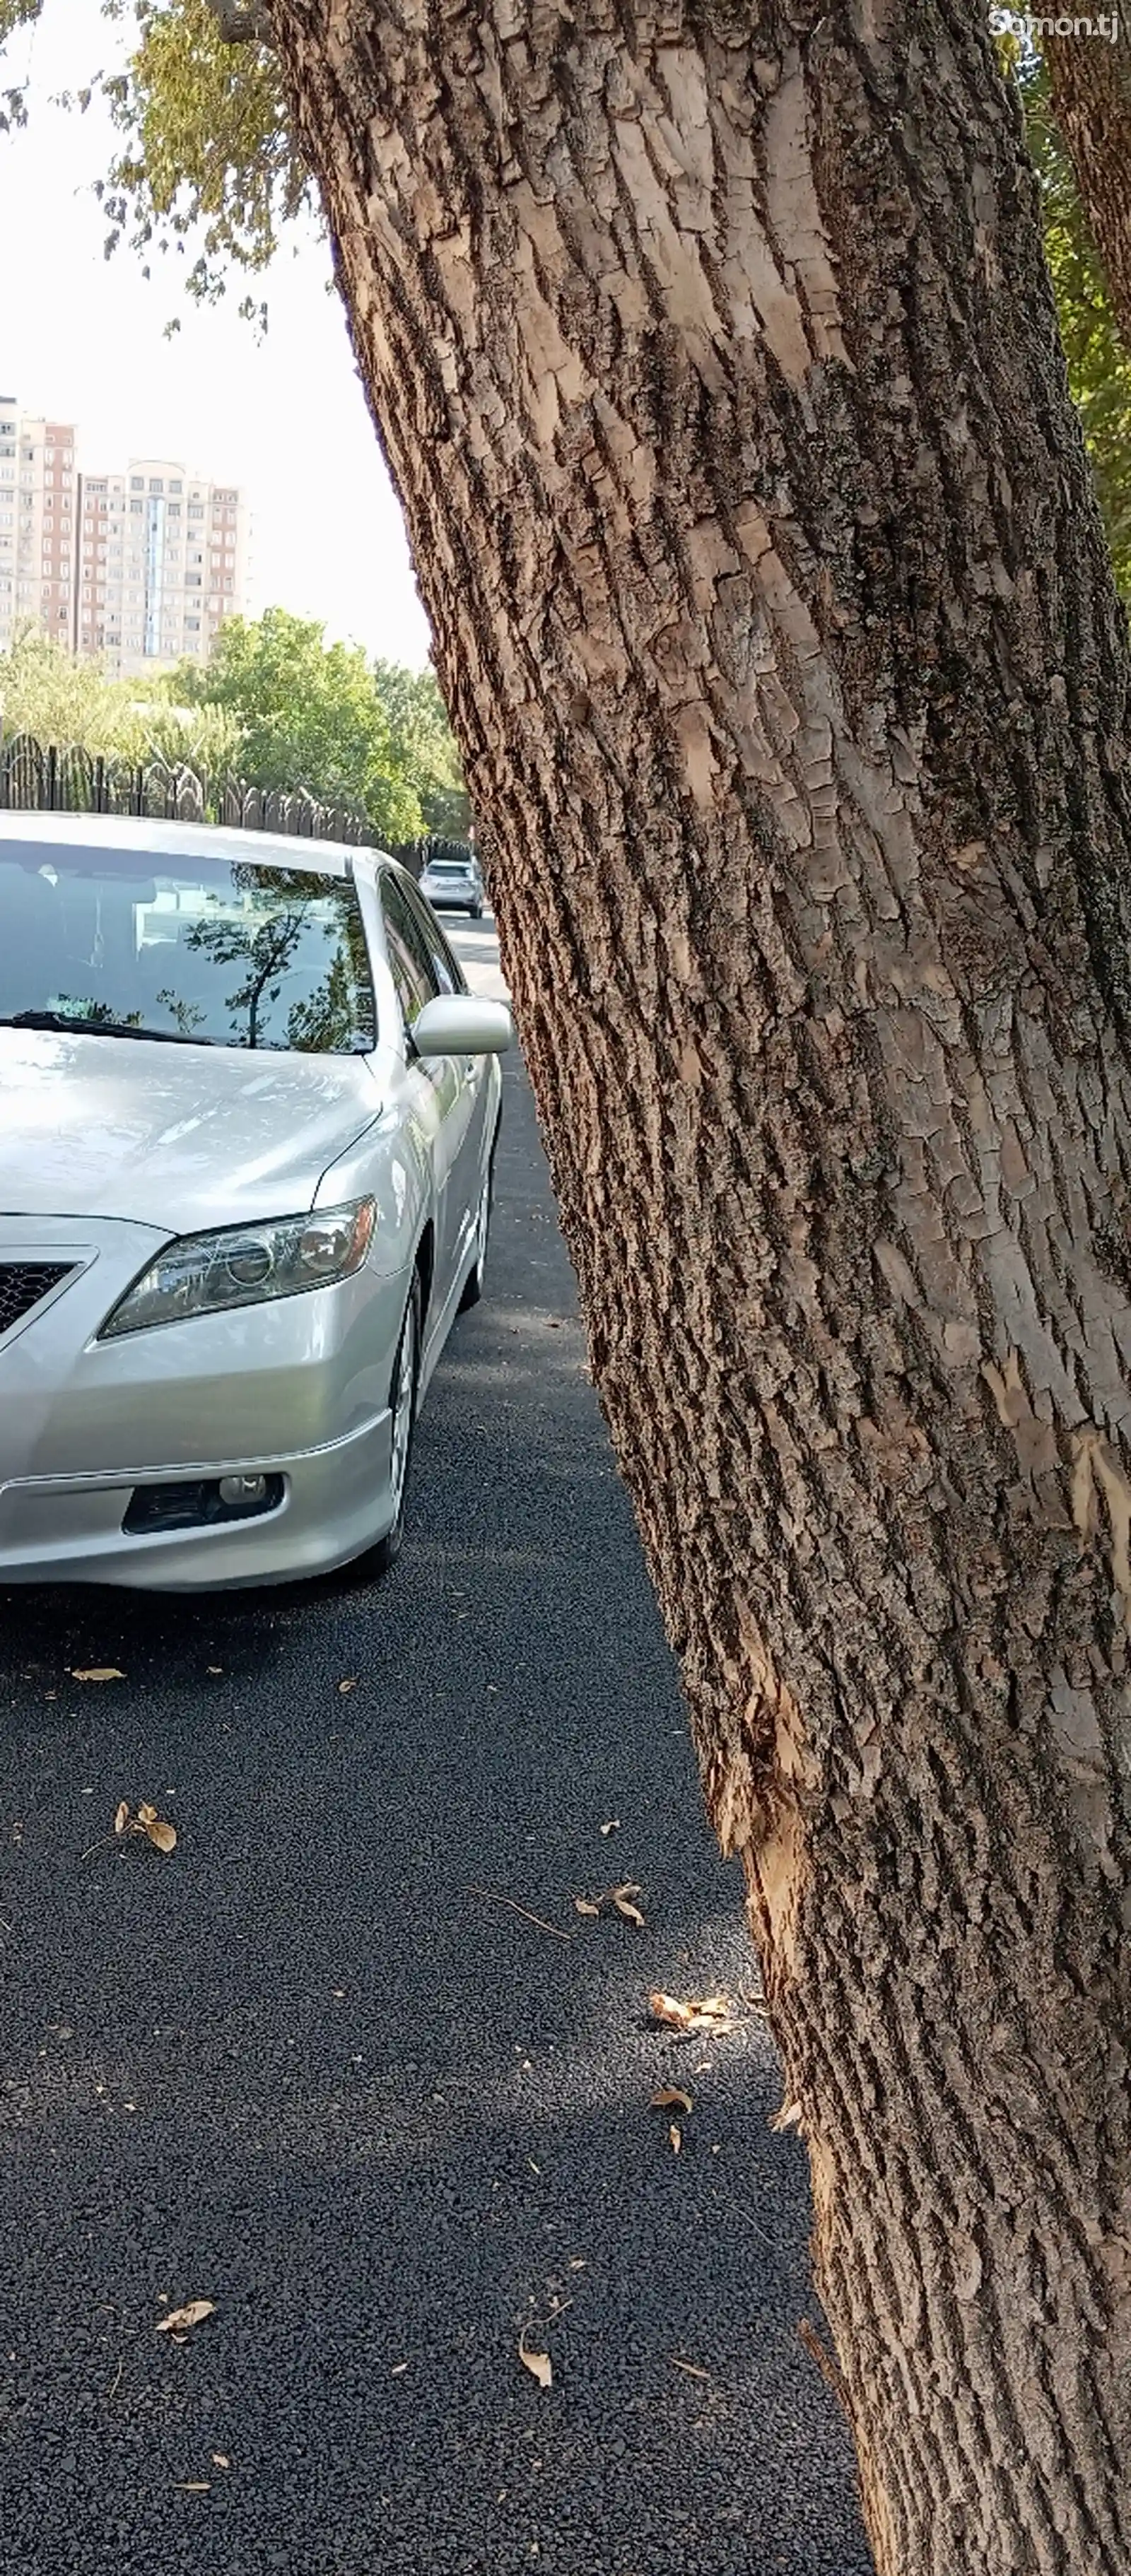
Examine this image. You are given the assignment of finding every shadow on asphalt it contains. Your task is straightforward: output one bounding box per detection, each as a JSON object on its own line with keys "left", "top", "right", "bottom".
{"left": 0, "top": 1056, "right": 873, "bottom": 2576}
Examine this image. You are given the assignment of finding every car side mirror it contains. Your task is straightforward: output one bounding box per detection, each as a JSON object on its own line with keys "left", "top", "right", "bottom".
{"left": 411, "top": 994, "right": 513, "bottom": 1056}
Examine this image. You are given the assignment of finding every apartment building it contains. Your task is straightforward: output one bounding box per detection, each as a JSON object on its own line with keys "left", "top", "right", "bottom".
{"left": 0, "top": 402, "right": 79, "bottom": 654}
{"left": 76, "top": 458, "right": 249, "bottom": 676}
{"left": 0, "top": 399, "right": 249, "bottom": 673}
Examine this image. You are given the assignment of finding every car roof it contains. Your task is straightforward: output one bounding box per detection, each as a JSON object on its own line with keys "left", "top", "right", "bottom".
{"left": 0, "top": 808, "right": 383, "bottom": 881}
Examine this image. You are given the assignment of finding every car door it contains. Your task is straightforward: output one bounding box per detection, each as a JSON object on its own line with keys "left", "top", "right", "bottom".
{"left": 397, "top": 871, "right": 493, "bottom": 1270}
{"left": 379, "top": 870, "right": 477, "bottom": 1311}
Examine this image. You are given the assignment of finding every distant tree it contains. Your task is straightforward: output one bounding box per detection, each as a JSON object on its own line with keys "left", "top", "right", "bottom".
{"left": 372, "top": 660, "right": 470, "bottom": 839}
{"left": 1015, "top": 46, "right": 1131, "bottom": 598}
{"left": 0, "top": 625, "right": 242, "bottom": 766}
{"left": 0, "top": 619, "right": 468, "bottom": 839}
{"left": 175, "top": 605, "right": 426, "bottom": 840}
{"left": 1039, "top": 17, "right": 1131, "bottom": 356}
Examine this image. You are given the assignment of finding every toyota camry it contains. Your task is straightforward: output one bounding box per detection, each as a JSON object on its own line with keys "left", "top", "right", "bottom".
{"left": 0, "top": 812, "right": 512, "bottom": 1589}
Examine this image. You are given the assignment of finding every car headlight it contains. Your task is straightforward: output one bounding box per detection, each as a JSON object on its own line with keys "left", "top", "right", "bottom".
{"left": 98, "top": 1198, "right": 377, "bottom": 1339}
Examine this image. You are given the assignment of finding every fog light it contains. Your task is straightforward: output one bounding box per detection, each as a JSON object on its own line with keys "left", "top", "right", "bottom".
{"left": 218, "top": 1474, "right": 269, "bottom": 1507}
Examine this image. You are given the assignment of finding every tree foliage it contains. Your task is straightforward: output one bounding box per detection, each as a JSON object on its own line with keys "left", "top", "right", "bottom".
{"left": 0, "top": 616, "right": 467, "bottom": 843}
{"left": 0, "top": 0, "right": 38, "bottom": 129}
{"left": 94, "top": 0, "right": 310, "bottom": 324}
{"left": 172, "top": 606, "right": 448, "bottom": 841}
{"left": 0, "top": 0, "right": 306, "bottom": 298}
{"left": 0, "top": 623, "right": 243, "bottom": 765}
{"left": 371, "top": 659, "right": 470, "bottom": 840}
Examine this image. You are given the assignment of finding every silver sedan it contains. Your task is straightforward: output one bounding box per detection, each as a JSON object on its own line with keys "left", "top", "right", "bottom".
{"left": 0, "top": 812, "right": 512, "bottom": 1589}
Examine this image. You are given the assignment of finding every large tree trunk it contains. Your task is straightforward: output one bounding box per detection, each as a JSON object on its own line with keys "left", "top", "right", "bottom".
{"left": 266, "top": 4, "right": 1131, "bottom": 2565}
{"left": 1042, "top": 16, "right": 1131, "bottom": 351}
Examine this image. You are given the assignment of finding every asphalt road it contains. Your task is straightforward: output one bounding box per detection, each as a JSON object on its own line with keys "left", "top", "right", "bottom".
{"left": 0, "top": 919, "right": 872, "bottom": 2576}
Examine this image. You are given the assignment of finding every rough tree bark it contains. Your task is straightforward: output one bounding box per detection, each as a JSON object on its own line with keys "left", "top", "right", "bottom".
{"left": 264, "top": 4, "right": 1131, "bottom": 2567}
{"left": 1041, "top": 16, "right": 1131, "bottom": 351}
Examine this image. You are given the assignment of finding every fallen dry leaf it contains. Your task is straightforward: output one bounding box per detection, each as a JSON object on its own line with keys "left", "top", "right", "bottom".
{"left": 650, "top": 2086, "right": 693, "bottom": 2115}
{"left": 672, "top": 2358, "right": 710, "bottom": 2381}
{"left": 669, "top": 2122, "right": 682, "bottom": 2154}
{"left": 337, "top": 1677, "right": 358, "bottom": 1695}
{"left": 172, "top": 2481, "right": 211, "bottom": 2493}
{"left": 575, "top": 1881, "right": 647, "bottom": 1927}
{"left": 110, "top": 1802, "right": 178, "bottom": 1856}
{"left": 649, "top": 1991, "right": 731, "bottom": 2033}
{"left": 518, "top": 2330, "right": 553, "bottom": 2389}
{"left": 650, "top": 1992, "right": 695, "bottom": 2029}
{"left": 389, "top": 2363, "right": 409, "bottom": 2377}
{"left": 206, "top": 1666, "right": 223, "bottom": 1676}
{"left": 599, "top": 1819, "right": 621, "bottom": 1837}
{"left": 71, "top": 1668, "right": 125, "bottom": 1683}
{"left": 211, "top": 2453, "right": 230, "bottom": 2469}
{"left": 770, "top": 2100, "right": 804, "bottom": 2134}
{"left": 156, "top": 2300, "right": 215, "bottom": 2336}
{"left": 611, "top": 1884, "right": 645, "bottom": 1927}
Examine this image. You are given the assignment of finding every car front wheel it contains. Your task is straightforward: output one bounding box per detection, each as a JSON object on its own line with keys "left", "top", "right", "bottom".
{"left": 367, "top": 1269, "right": 421, "bottom": 1575}
{"left": 458, "top": 1131, "right": 498, "bottom": 1312}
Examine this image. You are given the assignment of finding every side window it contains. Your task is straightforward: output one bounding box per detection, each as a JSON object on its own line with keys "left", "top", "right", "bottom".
{"left": 400, "top": 876, "right": 467, "bottom": 996}
{"left": 380, "top": 876, "right": 440, "bottom": 1033}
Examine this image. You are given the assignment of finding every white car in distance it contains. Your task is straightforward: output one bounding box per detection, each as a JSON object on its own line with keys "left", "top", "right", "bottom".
{"left": 0, "top": 812, "right": 512, "bottom": 1590}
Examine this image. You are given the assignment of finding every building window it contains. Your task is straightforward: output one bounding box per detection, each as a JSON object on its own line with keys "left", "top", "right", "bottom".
{"left": 130, "top": 476, "right": 144, "bottom": 490}
{"left": 149, "top": 478, "right": 163, "bottom": 493}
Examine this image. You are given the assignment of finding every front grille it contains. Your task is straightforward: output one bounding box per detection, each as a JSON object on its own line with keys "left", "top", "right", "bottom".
{"left": 0, "top": 1261, "right": 76, "bottom": 1334}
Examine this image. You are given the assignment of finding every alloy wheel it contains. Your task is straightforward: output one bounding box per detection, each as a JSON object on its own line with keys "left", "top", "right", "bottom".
{"left": 387, "top": 1291, "right": 418, "bottom": 1517}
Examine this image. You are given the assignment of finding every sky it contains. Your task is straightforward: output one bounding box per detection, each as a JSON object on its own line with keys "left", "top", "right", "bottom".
{"left": 0, "top": 0, "right": 433, "bottom": 667}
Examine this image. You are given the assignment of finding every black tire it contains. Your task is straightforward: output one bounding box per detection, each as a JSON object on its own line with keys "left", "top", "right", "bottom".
{"left": 470, "top": 903, "right": 484, "bottom": 919}
{"left": 366, "top": 1269, "right": 421, "bottom": 1575}
{"left": 457, "top": 1123, "right": 498, "bottom": 1312}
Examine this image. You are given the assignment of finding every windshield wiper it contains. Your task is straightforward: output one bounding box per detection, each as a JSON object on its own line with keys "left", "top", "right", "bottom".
{"left": 0, "top": 1010, "right": 216, "bottom": 1045}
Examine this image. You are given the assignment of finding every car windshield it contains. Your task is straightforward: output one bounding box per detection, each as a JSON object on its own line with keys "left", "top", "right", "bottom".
{"left": 428, "top": 862, "right": 471, "bottom": 875}
{"left": 0, "top": 845, "right": 377, "bottom": 1053}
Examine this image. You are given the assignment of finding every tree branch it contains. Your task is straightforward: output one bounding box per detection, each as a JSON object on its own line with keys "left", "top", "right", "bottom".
{"left": 203, "top": 0, "right": 273, "bottom": 41}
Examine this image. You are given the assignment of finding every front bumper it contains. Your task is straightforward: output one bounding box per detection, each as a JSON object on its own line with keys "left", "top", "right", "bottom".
{"left": 0, "top": 1415, "right": 398, "bottom": 1589}
{"left": 0, "top": 1214, "right": 413, "bottom": 1589}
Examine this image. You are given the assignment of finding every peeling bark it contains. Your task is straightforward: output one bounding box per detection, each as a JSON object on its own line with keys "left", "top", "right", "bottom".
{"left": 265, "top": 5, "right": 1131, "bottom": 2567}
{"left": 1042, "top": 17, "right": 1131, "bottom": 351}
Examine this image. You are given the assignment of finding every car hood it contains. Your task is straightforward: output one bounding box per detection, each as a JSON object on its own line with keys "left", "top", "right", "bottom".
{"left": 0, "top": 1029, "right": 384, "bottom": 1233}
